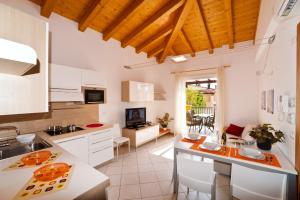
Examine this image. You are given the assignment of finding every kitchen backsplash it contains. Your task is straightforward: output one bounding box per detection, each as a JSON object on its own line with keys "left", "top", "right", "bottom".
{"left": 0, "top": 102, "right": 99, "bottom": 134}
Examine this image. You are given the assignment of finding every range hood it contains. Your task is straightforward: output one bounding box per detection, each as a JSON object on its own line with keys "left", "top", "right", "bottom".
{"left": 0, "top": 38, "right": 39, "bottom": 76}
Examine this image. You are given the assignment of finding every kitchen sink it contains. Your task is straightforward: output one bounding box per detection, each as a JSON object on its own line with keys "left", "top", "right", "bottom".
{"left": 0, "top": 135, "right": 52, "bottom": 160}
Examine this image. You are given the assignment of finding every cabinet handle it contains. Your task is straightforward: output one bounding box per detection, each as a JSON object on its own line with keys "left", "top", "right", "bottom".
{"left": 51, "top": 87, "right": 79, "bottom": 91}
{"left": 92, "top": 146, "right": 112, "bottom": 154}
{"left": 57, "top": 136, "right": 85, "bottom": 143}
{"left": 91, "top": 130, "right": 111, "bottom": 136}
{"left": 91, "top": 137, "right": 112, "bottom": 145}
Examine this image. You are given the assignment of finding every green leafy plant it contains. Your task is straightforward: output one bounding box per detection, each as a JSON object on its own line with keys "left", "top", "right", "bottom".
{"left": 186, "top": 86, "right": 206, "bottom": 107}
{"left": 249, "top": 124, "right": 285, "bottom": 144}
{"left": 156, "top": 113, "right": 174, "bottom": 128}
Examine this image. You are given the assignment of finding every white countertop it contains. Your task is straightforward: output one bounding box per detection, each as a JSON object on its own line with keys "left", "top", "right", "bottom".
{"left": 0, "top": 124, "right": 112, "bottom": 200}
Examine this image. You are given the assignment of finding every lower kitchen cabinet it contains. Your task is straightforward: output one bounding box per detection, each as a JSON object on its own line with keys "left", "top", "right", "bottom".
{"left": 54, "top": 128, "right": 114, "bottom": 167}
{"left": 55, "top": 136, "right": 89, "bottom": 163}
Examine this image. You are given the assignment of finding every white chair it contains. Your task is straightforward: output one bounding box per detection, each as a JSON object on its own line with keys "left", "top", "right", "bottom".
{"left": 113, "top": 124, "right": 130, "bottom": 158}
{"left": 231, "top": 164, "right": 287, "bottom": 200}
{"left": 176, "top": 154, "right": 216, "bottom": 200}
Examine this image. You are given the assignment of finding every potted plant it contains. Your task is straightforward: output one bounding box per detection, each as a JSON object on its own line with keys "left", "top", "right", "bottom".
{"left": 157, "top": 113, "right": 174, "bottom": 130}
{"left": 249, "top": 124, "right": 284, "bottom": 151}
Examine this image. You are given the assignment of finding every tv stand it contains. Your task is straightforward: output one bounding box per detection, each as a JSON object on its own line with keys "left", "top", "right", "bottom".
{"left": 122, "top": 124, "right": 159, "bottom": 148}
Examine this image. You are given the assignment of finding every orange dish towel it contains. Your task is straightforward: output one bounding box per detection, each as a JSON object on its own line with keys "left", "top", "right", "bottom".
{"left": 230, "top": 148, "right": 281, "bottom": 168}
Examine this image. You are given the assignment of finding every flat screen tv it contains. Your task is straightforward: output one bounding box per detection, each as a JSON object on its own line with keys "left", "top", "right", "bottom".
{"left": 126, "top": 107, "right": 146, "bottom": 128}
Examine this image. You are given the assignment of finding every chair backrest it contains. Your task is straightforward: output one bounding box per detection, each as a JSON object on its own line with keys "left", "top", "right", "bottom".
{"left": 186, "top": 111, "right": 193, "bottom": 122}
{"left": 177, "top": 154, "right": 215, "bottom": 193}
{"left": 231, "top": 164, "right": 286, "bottom": 200}
{"left": 112, "top": 123, "right": 121, "bottom": 138}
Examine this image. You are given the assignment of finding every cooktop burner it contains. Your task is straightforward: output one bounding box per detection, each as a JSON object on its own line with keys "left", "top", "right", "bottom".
{"left": 44, "top": 125, "right": 84, "bottom": 136}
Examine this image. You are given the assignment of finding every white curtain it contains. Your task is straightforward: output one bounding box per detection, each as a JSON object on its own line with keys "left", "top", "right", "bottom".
{"left": 174, "top": 74, "right": 187, "bottom": 135}
{"left": 215, "top": 66, "right": 225, "bottom": 135}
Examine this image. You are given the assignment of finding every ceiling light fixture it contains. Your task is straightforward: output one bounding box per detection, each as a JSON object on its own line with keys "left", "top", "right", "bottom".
{"left": 171, "top": 55, "right": 187, "bottom": 63}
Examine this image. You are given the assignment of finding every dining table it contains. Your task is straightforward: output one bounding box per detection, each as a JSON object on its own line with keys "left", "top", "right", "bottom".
{"left": 173, "top": 134, "right": 298, "bottom": 200}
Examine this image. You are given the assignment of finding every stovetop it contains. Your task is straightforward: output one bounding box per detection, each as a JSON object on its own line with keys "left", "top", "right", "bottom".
{"left": 0, "top": 135, "right": 52, "bottom": 160}
{"left": 44, "top": 125, "right": 84, "bottom": 136}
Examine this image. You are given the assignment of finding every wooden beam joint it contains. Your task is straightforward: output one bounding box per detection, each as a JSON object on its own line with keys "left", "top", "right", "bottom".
{"left": 40, "top": 0, "right": 58, "bottom": 18}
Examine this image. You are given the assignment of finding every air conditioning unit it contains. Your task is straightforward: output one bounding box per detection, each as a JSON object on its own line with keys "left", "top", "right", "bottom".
{"left": 276, "top": 0, "right": 298, "bottom": 18}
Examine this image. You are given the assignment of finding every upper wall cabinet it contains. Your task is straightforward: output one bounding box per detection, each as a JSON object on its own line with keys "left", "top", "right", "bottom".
{"left": 50, "top": 64, "right": 83, "bottom": 102}
{"left": 81, "top": 69, "right": 107, "bottom": 88}
{"left": 0, "top": 3, "right": 48, "bottom": 115}
{"left": 122, "top": 81, "right": 154, "bottom": 102}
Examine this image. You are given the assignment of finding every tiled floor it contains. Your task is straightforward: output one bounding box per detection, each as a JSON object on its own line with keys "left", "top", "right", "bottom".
{"left": 97, "top": 134, "right": 232, "bottom": 200}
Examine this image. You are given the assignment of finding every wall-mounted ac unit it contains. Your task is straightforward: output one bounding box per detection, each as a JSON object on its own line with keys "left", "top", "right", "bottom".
{"left": 276, "top": 0, "right": 298, "bottom": 18}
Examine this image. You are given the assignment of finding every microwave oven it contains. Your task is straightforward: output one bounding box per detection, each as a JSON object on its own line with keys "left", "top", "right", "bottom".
{"left": 83, "top": 87, "right": 106, "bottom": 104}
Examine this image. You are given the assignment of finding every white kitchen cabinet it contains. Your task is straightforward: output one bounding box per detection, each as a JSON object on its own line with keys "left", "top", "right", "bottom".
{"left": 0, "top": 3, "right": 48, "bottom": 115}
{"left": 82, "top": 69, "right": 107, "bottom": 87}
{"left": 50, "top": 64, "right": 82, "bottom": 91}
{"left": 50, "top": 64, "right": 83, "bottom": 102}
{"left": 88, "top": 129, "right": 114, "bottom": 167}
{"left": 55, "top": 136, "right": 89, "bottom": 163}
{"left": 54, "top": 128, "right": 114, "bottom": 167}
{"left": 121, "top": 81, "right": 154, "bottom": 102}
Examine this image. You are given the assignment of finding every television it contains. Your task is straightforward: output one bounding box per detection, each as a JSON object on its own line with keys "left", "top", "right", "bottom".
{"left": 126, "top": 107, "right": 146, "bottom": 128}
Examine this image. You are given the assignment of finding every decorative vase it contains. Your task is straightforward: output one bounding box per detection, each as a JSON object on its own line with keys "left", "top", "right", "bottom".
{"left": 257, "top": 140, "right": 272, "bottom": 151}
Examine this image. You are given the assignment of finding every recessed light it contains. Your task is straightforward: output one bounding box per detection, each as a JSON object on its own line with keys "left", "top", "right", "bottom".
{"left": 171, "top": 55, "right": 187, "bottom": 63}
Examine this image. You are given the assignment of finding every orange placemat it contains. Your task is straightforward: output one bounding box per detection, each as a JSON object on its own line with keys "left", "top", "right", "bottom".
{"left": 190, "top": 143, "right": 230, "bottom": 157}
{"left": 180, "top": 136, "right": 206, "bottom": 144}
{"left": 230, "top": 148, "right": 281, "bottom": 168}
{"left": 3, "top": 151, "right": 62, "bottom": 171}
{"left": 13, "top": 163, "right": 73, "bottom": 200}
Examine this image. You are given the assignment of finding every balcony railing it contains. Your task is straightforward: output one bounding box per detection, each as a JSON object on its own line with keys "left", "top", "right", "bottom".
{"left": 191, "top": 106, "right": 215, "bottom": 115}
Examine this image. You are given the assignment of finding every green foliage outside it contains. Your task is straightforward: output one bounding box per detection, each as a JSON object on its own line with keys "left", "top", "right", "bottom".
{"left": 186, "top": 86, "right": 206, "bottom": 107}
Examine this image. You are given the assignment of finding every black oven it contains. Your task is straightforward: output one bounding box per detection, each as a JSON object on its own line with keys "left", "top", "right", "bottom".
{"left": 84, "top": 88, "right": 105, "bottom": 104}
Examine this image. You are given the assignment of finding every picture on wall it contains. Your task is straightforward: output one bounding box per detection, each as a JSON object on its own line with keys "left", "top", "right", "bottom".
{"left": 267, "top": 89, "right": 274, "bottom": 114}
{"left": 261, "top": 91, "right": 266, "bottom": 110}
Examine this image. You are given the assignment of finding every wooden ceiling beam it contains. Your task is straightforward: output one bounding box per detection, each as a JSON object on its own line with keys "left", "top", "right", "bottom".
{"left": 121, "top": 0, "right": 185, "bottom": 48}
{"left": 40, "top": 0, "right": 58, "bottom": 18}
{"left": 147, "top": 46, "right": 164, "bottom": 58}
{"left": 195, "top": 0, "right": 214, "bottom": 54}
{"left": 178, "top": 30, "right": 196, "bottom": 57}
{"left": 224, "top": 0, "right": 234, "bottom": 49}
{"left": 158, "top": 0, "right": 194, "bottom": 63}
{"left": 103, "top": 0, "right": 146, "bottom": 41}
{"left": 78, "top": 0, "right": 110, "bottom": 32}
{"left": 136, "top": 25, "right": 173, "bottom": 54}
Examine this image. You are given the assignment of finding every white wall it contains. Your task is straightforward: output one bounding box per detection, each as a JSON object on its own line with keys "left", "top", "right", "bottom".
{"left": 1, "top": 0, "right": 259, "bottom": 131}
{"left": 255, "top": 0, "right": 300, "bottom": 164}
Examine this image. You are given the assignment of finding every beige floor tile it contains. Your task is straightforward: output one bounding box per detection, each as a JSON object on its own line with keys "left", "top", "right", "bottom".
{"left": 153, "top": 162, "right": 169, "bottom": 171}
{"left": 119, "top": 184, "right": 141, "bottom": 200}
{"left": 140, "top": 182, "right": 162, "bottom": 198}
{"left": 142, "top": 196, "right": 164, "bottom": 200}
{"left": 159, "top": 181, "right": 173, "bottom": 195}
{"left": 109, "top": 174, "right": 122, "bottom": 186}
{"left": 106, "top": 166, "right": 122, "bottom": 175}
{"left": 139, "top": 171, "right": 158, "bottom": 183}
{"left": 138, "top": 164, "right": 154, "bottom": 172}
{"left": 122, "top": 165, "right": 139, "bottom": 174}
{"left": 156, "top": 170, "right": 173, "bottom": 181}
{"left": 106, "top": 186, "right": 120, "bottom": 200}
{"left": 138, "top": 158, "right": 152, "bottom": 165}
{"left": 216, "top": 185, "right": 231, "bottom": 200}
{"left": 121, "top": 173, "right": 139, "bottom": 185}
{"left": 216, "top": 174, "right": 230, "bottom": 187}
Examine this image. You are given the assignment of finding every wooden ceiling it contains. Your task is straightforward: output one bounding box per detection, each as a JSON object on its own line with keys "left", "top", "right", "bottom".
{"left": 31, "top": 0, "right": 261, "bottom": 63}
